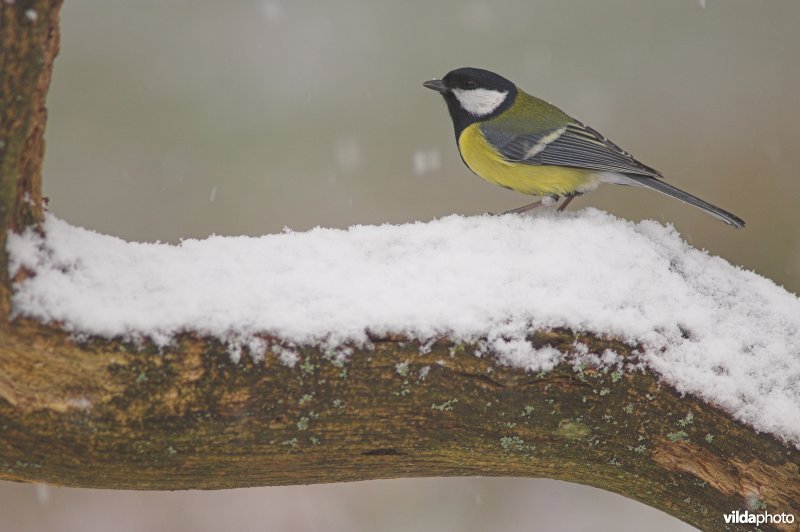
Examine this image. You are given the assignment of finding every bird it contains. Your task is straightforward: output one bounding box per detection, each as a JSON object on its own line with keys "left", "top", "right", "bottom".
{"left": 423, "top": 67, "right": 745, "bottom": 228}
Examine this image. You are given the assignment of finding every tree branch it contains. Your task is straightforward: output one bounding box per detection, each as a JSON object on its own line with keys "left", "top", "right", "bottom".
{"left": 1, "top": 4, "right": 798, "bottom": 532}
{"left": 1, "top": 0, "right": 60, "bottom": 317}
{"left": 1, "top": 325, "right": 799, "bottom": 531}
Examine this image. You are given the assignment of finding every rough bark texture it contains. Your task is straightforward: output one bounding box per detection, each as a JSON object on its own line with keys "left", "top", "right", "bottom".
{"left": 1, "top": 3, "right": 798, "bottom": 532}
{"left": 1, "top": 325, "right": 799, "bottom": 532}
{"left": 1, "top": 0, "right": 58, "bottom": 317}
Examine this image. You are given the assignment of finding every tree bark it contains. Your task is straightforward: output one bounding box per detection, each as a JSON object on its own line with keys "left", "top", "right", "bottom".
{"left": 0, "top": 4, "right": 798, "bottom": 532}
{"left": 1, "top": 0, "right": 58, "bottom": 317}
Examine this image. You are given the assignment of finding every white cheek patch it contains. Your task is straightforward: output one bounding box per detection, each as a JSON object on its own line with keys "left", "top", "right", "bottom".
{"left": 451, "top": 88, "right": 508, "bottom": 117}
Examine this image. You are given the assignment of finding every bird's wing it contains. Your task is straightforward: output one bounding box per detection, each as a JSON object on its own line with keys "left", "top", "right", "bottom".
{"left": 481, "top": 119, "right": 663, "bottom": 178}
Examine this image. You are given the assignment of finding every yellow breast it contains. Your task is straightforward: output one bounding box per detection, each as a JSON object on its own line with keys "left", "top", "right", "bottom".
{"left": 458, "top": 123, "right": 599, "bottom": 197}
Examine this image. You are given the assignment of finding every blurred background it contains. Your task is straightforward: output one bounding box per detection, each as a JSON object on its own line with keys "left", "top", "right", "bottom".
{"left": 2, "top": 0, "right": 799, "bottom": 530}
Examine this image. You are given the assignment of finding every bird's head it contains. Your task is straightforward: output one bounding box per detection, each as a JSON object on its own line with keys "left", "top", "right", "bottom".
{"left": 424, "top": 67, "right": 517, "bottom": 126}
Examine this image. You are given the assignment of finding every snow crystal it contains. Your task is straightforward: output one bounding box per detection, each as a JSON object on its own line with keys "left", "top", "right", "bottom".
{"left": 261, "top": 1, "right": 283, "bottom": 23}
{"left": 419, "top": 365, "right": 431, "bottom": 380}
{"left": 274, "top": 345, "right": 299, "bottom": 367}
{"left": 6, "top": 209, "right": 800, "bottom": 445}
{"left": 412, "top": 150, "right": 441, "bottom": 176}
{"left": 24, "top": 8, "right": 37, "bottom": 21}
{"left": 35, "top": 483, "right": 50, "bottom": 506}
{"left": 333, "top": 137, "right": 361, "bottom": 173}
{"left": 460, "top": 1, "right": 494, "bottom": 31}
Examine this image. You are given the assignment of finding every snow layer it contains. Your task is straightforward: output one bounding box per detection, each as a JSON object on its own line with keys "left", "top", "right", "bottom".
{"left": 6, "top": 210, "right": 800, "bottom": 445}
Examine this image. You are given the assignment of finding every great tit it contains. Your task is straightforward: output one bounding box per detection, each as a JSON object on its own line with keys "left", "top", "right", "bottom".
{"left": 424, "top": 67, "right": 745, "bottom": 228}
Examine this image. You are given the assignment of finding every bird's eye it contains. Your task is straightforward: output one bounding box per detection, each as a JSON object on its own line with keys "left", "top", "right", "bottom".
{"left": 464, "top": 79, "right": 477, "bottom": 89}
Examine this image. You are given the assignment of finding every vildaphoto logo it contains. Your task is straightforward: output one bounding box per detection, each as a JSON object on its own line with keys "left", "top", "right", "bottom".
{"left": 723, "top": 510, "right": 795, "bottom": 525}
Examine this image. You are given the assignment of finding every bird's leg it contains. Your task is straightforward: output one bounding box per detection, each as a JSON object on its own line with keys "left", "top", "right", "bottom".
{"left": 503, "top": 200, "right": 544, "bottom": 215}
{"left": 557, "top": 195, "right": 577, "bottom": 212}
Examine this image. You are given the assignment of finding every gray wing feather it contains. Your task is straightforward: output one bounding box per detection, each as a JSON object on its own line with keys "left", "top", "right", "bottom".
{"left": 482, "top": 120, "right": 662, "bottom": 178}
{"left": 481, "top": 127, "right": 558, "bottom": 162}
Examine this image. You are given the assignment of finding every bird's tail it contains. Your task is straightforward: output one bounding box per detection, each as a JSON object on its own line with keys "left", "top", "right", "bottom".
{"left": 623, "top": 175, "right": 745, "bottom": 229}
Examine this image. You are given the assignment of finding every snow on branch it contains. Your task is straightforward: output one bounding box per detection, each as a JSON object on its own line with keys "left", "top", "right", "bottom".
{"left": 6, "top": 209, "right": 800, "bottom": 446}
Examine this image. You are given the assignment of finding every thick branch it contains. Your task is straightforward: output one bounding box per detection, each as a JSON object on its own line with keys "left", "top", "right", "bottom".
{"left": 0, "top": 0, "right": 61, "bottom": 317}
{"left": 1, "top": 323, "right": 798, "bottom": 532}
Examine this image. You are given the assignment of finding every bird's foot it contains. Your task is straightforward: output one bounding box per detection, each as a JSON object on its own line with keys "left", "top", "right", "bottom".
{"left": 503, "top": 196, "right": 563, "bottom": 215}
{"left": 557, "top": 195, "right": 577, "bottom": 212}
{"left": 502, "top": 200, "right": 544, "bottom": 215}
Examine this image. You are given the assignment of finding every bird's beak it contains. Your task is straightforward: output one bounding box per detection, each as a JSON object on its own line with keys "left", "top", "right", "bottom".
{"left": 423, "top": 79, "right": 447, "bottom": 93}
